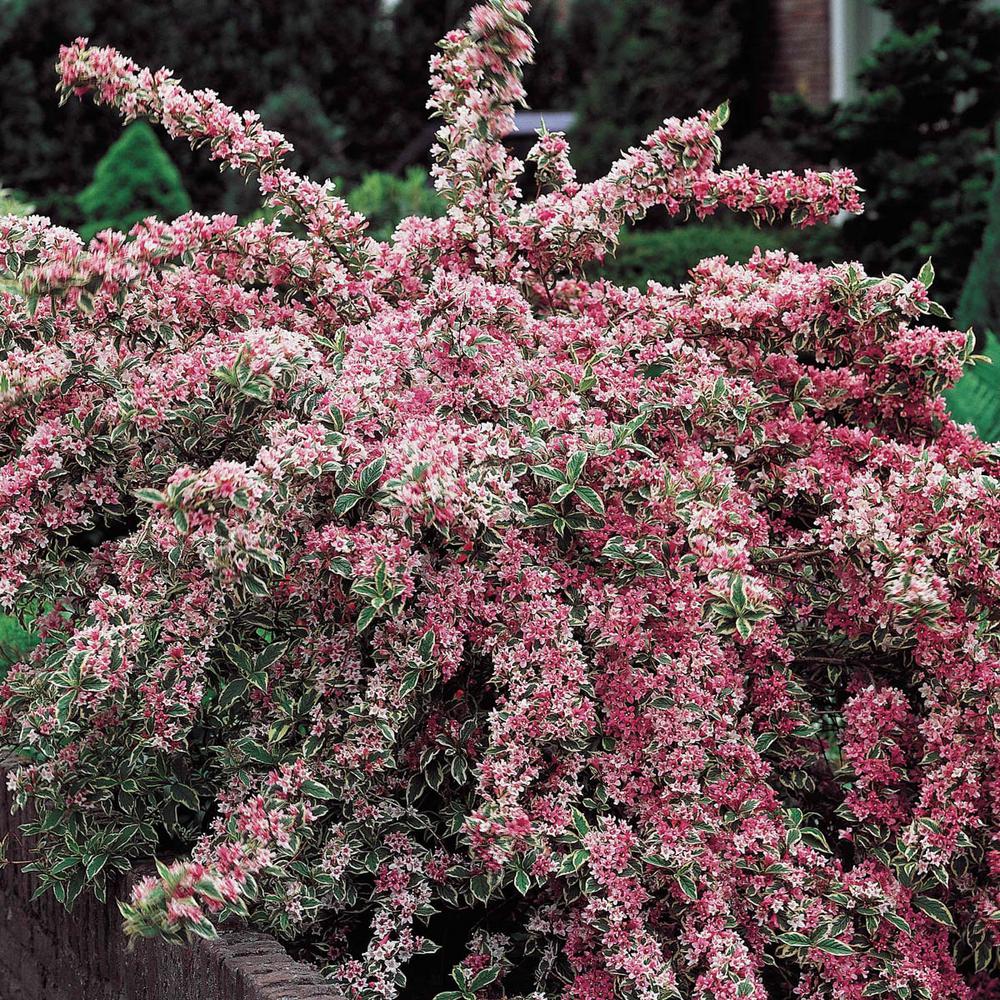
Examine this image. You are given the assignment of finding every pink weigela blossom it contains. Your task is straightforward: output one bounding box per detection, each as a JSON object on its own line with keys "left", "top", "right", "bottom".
{"left": 1, "top": 3, "right": 998, "bottom": 999}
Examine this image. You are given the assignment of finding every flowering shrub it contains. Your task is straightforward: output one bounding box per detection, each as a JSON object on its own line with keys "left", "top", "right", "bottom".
{"left": 1, "top": 3, "right": 999, "bottom": 999}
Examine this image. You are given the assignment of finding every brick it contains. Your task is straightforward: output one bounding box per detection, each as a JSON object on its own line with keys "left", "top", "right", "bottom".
{"left": 768, "top": 0, "right": 831, "bottom": 105}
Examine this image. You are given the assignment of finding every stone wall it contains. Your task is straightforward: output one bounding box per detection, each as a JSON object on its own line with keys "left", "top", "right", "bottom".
{"left": 0, "top": 775, "right": 340, "bottom": 1000}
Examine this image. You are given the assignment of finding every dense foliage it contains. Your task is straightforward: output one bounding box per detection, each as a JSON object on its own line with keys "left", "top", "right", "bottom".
{"left": 771, "top": 0, "right": 1000, "bottom": 313}
{"left": 0, "top": 613, "right": 34, "bottom": 677}
{"left": 0, "top": 184, "right": 34, "bottom": 217}
{"left": 77, "top": 121, "right": 191, "bottom": 240}
{"left": 2, "top": 4, "right": 1000, "bottom": 1000}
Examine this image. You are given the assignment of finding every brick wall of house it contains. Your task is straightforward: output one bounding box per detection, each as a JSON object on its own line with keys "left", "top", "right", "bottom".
{"left": 768, "top": 0, "right": 831, "bottom": 106}
{"left": 0, "top": 774, "right": 340, "bottom": 1000}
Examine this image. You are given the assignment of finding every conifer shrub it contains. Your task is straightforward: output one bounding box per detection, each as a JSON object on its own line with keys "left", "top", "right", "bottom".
{"left": 2, "top": 4, "right": 999, "bottom": 999}
{"left": 77, "top": 120, "right": 191, "bottom": 239}
{"left": 344, "top": 168, "right": 445, "bottom": 242}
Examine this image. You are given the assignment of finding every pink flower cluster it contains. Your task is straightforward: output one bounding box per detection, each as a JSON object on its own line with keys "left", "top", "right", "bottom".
{"left": 1, "top": 3, "right": 998, "bottom": 999}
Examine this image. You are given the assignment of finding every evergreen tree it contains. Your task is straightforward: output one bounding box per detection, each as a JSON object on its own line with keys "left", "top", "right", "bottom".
{"left": 258, "top": 85, "right": 347, "bottom": 183}
{"left": 344, "top": 167, "right": 444, "bottom": 242}
{"left": 77, "top": 121, "right": 191, "bottom": 240}
{"left": 771, "top": 0, "right": 1000, "bottom": 311}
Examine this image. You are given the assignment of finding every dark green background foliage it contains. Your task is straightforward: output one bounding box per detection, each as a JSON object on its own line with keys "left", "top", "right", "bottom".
{"left": 0, "top": 0, "right": 386, "bottom": 217}
{"left": 958, "top": 124, "right": 1000, "bottom": 340}
{"left": 77, "top": 121, "right": 191, "bottom": 239}
{"left": 0, "top": 614, "right": 34, "bottom": 680}
{"left": 569, "top": 0, "right": 764, "bottom": 179}
{"left": 950, "top": 127, "right": 1000, "bottom": 443}
{"left": 947, "top": 334, "right": 1000, "bottom": 443}
{"left": 593, "top": 223, "right": 843, "bottom": 291}
{"left": 0, "top": 0, "right": 590, "bottom": 221}
{"left": 770, "top": 0, "right": 1000, "bottom": 313}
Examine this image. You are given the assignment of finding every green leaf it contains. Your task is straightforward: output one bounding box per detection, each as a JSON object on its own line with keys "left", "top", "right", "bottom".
{"left": 419, "top": 629, "right": 436, "bottom": 660}
{"left": 468, "top": 966, "right": 499, "bottom": 992}
{"left": 51, "top": 856, "right": 80, "bottom": 877}
{"left": 514, "top": 869, "right": 531, "bottom": 895}
{"left": 188, "top": 915, "right": 220, "bottom": 940}
{"left": 883, "top": 912, "right": 912, "bottom": 936}
{"left": 334, "top": 492, "right": 362, "bottom": 516}
{"left": 195, "top": 877, "right": 228, "bottom": 903}
{"left": 730, "top": 574, "right": 747, "bottom": 613}
{"left": 359, "top": 456, "right": 387, "bottom": 492}
{"left": 39, "top": 810, "right": 65, "bottom": 833}
{"left": 709, "top": 99, "right": 730, "bottom": 130}
{"left": 469, "top": 875, "right": 491, "bottom": 902}
{"left": 255, "top": 642, "right": 287, "bottom": 672}
{"left": 642, "top": 854, "right": 671, "bottom": 869}
{"left": 918, "top": 258, "right": 935, "bottom": 289}
{"left": 676, "top": 873, "right": 698, "bottom": 900}
{"left": 550, "top": 482, "right": 575, "bottom": 503}
{"left": 236, "top": 739, "right": 276, "bottom": 765}
{"left": 170, "top": 784, "right": 200, "bottom": 810}
{"left": 912, "top": 895, "right": 955, "bottom": 928}
{"left": 134, "top": 488, "right": 166, "bottom": 505}
{"left": 799, "top": 828, "right": 832, "bottom": 854}
{"left": 356, "top": 605, "right": 378, "bottom": 632}
{"left": 532, "top": 464, "right": 565, "bottom": 483}
{"left": 222, "top": 642, "right": 251, "bottom": 672}
{"left": 777, "top": 932, "right": 811, "bottom": 949}
{"left": 301, "top": 779, "right": 335, "bottom": 801}
{"left": 86, "top": 854, "right": 109, "bottom": 882}
{"left": 566, "top": 451, "right": 588, "bottom": 482}
{"left": 574, "top": 485, "right": 605, "bottom": 515}
{"left": 218, "top": 677, "right": 248, "bottom": 709}
{"left": 815, "top": 938, "right": 854, "bottom": 956}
